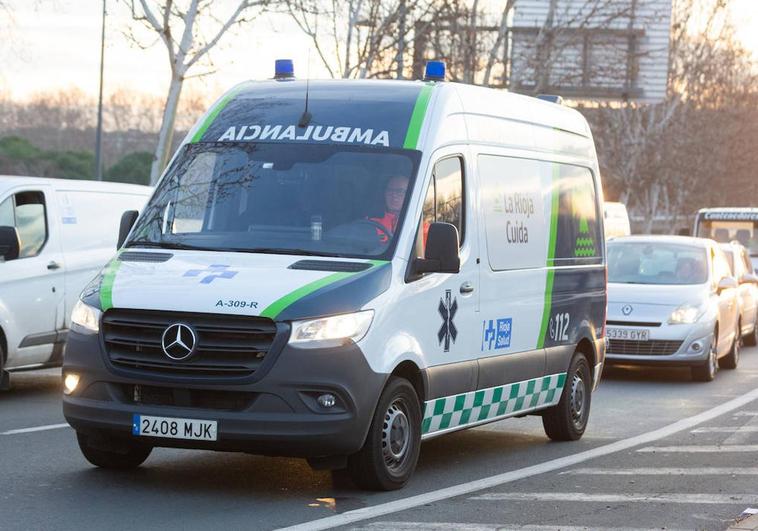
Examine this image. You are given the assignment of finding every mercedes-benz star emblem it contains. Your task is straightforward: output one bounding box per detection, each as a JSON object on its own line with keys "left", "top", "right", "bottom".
{"left": 622, "top": 304, "right": 634, "bottom": 316}
{"left": 161, "top": 323, "right": 197, "bottom": 361}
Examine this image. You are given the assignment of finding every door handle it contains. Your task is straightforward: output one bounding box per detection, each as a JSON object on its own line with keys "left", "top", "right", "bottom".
{"left": 47, "top": 261, "right": 61, "bottom": 270}
{"left": 460, "top": 282, "right": 475, "bottom": 294}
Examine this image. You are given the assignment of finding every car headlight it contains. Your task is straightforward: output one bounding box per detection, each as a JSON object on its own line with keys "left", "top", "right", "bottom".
{"left": 289, "top": 310, "right": 374, "bottom": 348}
{"left": 71, "top": 300, "right": 101, "bottom": 333}
{"left": 668, "top": 303, "right": 705, "bottom": 325}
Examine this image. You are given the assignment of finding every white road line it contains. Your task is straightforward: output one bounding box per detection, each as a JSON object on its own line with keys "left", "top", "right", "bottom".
{"left": 691, "top": 427, "right": 758, "bottom": 433}
{"left": 560, "top": 467, "right": 758, "bottom": 475}
{"left": 724, "top": 414, "right": 758, "bottom": 445}
{"left": 637, "top": 445, "right": 758, "bottom": 453}
{"left": 469, "top": 492, "right": 758, "bottom": 504}
{"left": 276, "top": 386, "right": 758, "bottom": 531}
{"left": 733, "top": 411, "right": 758, "bottom": 417}
{"left": 1, "top": 423, "right": 70, "bottom": 435}
{"left": 350, "top": 523, "right": 689, "bottom": 531}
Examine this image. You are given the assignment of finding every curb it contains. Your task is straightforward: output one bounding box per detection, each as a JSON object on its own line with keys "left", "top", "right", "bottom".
{"left": 728, "top": 514, "right": 758, "bottom": 530}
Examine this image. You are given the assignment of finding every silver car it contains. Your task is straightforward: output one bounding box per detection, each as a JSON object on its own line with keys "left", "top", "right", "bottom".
{"left": 606, "top": 236, "right": 740, "bottom": 381}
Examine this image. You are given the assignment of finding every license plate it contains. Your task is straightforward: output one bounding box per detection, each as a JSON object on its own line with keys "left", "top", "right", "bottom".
{"left": 607, "top": 327, "right": 650, "bottom": 341}
{"left": 132, "top": 414, "right": 217, "bottom": 441}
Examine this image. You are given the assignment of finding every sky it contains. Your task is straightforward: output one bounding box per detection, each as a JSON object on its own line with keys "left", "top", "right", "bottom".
{"left": 0, "top": 0, "right": 757, "bottom": 102}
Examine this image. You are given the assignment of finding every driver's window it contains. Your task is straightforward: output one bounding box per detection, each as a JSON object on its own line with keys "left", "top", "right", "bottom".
{"left": 0, "top": 196, "right": 13, "bottom": 226}
{"left": 1, "top": 191, "right": 48, "bottom": 260}
{"left": 415, "top": 156, "right": 464, "bottom": 258}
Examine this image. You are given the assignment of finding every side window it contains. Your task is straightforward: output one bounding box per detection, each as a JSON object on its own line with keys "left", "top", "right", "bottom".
{"left": 553, "top": 165, "right": 601, "bottom": 263}
{"left": 713, "top": 249, "right": 731, "bottom": 282}
{"left": 0, "top": 196, "right": 13, "bottom": 226}
{"left": 416, "top": 156, "right": 464, "bottom": 257}
{"left": 14, "top": 191, "right": 48, "bottom": 258}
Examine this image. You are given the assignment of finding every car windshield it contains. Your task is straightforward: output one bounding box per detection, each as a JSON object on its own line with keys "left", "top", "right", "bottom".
{"left": 127, "top": 143, "right": 420, "bottom": 259}
{"left": 608, "top": 241, "right": 708, "bottom": 285}
{"left": 697, "top": 218, "right": 758, "bottom": 255}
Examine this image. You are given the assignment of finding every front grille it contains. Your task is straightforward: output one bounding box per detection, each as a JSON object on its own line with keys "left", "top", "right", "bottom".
{"left": 102, "top": 309, "right": 277, "bottom": 378}
{"left": 124, "top": 384, "right": 255, "bottom": 412}
{"left": 608, "top": 339, "right": 683, "bottom": 356}
{"left": 607, "top": 320, "right": 661, "bottom": 327}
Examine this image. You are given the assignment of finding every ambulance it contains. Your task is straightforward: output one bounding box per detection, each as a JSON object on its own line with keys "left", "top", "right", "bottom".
{"left": 62, "top": 61, "right": 607, "bottom": 490}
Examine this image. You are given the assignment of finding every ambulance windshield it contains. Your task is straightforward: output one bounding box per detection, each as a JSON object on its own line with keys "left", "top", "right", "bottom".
{"left": 126, "top": 143, "right": 420, "bottom": 259}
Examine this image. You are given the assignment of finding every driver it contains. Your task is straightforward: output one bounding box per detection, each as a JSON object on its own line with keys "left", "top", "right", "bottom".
{"left": 368, "top": 176, "right": 408, "bottom": 243}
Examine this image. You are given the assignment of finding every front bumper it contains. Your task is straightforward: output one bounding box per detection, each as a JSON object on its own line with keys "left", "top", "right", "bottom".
{"left": 605, "top": 319, "right": 714, "bottom": 368}
{"left": 62, "top": 329, "right": 387, "bottom": 458}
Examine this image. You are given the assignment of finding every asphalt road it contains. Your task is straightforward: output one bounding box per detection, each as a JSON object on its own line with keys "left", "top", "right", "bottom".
{"left": 3, "top": 347, "right": 758, "bottom": 531}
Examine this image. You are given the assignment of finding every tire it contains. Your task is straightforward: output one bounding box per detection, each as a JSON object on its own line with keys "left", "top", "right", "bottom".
{"left": 0, "top": 342, "right": 9, "bottom": 391}
{"left": 347, "top": 377, "right": 421, "bottom": 491}
{"left": 720, "top": 322, "right": 741, "bottom": 370}
{"left": 77, "top": 431, "right": 152, "bottom": 469}
{"left": 745, "top": 316, "right": 758, "bottom": 347}
{"left": 542, "top": 351, "right": 592, "bottom": 441}
{"left": 692, "top": 331, "right": 719, "bottom": 382}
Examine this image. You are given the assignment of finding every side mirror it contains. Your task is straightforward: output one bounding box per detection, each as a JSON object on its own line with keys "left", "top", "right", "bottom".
{"left": 717, "top": 276, "right": 738, "bottom": 293}
{"left": 117, "top": 210, "right": 139, "bottom": 249}
{"left": 740, "top": 273, "right": 758, "bottom": 285}
{"left": 414, "top": 222, "right": 460, "bottom": 274}
{"left": 0, "top": 226, "right": 20, "bottom": 262}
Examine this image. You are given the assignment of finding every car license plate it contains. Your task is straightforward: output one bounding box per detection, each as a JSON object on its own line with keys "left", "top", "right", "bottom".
{"left": 132, "top": 414, "right": 217, "bottom": 441}
{"left": 607, "top": 327, "right": 650, "bottom": 341}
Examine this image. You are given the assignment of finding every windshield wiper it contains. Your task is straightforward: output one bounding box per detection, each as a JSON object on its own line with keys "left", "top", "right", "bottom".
{"left": 229, "top": 247, "right": 341, "bottom": 257}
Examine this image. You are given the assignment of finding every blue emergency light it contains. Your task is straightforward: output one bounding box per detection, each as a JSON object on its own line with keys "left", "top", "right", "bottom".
{"left": 424, "top": 61, "right": 446, "bottom": 82}
{"left": 274, "top": 59, "right": 295, "bottom": 80}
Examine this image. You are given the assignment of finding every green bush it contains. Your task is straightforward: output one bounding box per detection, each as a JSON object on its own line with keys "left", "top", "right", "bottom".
{"left": 105, "top": 152, "right": 152, "bottom": 185}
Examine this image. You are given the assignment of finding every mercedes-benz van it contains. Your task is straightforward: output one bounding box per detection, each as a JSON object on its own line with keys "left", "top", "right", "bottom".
{"left": 63, "top": 63, "right": 607, "bottom": 490}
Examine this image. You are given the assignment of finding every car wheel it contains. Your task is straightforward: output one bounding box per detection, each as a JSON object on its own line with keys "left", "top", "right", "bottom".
{"left": 692, "top": 332, "right": 719, "bottom": 382}
{"left": 720, "top": 322, "right": 741, "bottom": 370}
{"left": 77, "top": 431, "right": 152, "bottom": 469}
{"left": 542, "top": 351, "right": 591, "bottom": 441}
{"left": 0, "top": 342, "right": 9, "bottom": 391}
{"left": 347, "top": 376, "right": 421, "bottom": 491}
{"left": 745, "top": 316, "right": 758, "bottom": 347}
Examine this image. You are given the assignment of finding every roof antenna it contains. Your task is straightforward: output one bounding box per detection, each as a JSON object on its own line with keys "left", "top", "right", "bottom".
{"left": 298, "top": 50, "right": 312, "bottom": 128}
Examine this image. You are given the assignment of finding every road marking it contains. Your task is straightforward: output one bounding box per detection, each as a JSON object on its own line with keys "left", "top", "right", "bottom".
{"left": 469, "top": 492, "right": 758, "bottom": 504}
{"left": 691, "top": 427, "right": 758, "bottom": 433}
{"left": 350, "top": 523, "right": 689, "bottom": 531}
{"left": 1, "top": 423, "right": 70, "bottom": 435}
{"left": 276, "top": 386, "right": 758, "bottom": 531}
{"left": 638, "top": 445, "right": 758, "bottom": 453}
{"left": 561, "top": 467, "right": 758, "bottom": 476}
{"left": 733, "top": 411, "right": 758, "bottom": 417}
{"left": 724, "top": 414, "right": 758, "bottom": 445}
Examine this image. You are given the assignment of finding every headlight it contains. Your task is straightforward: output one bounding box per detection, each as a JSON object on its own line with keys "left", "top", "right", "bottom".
{"left": 289, "top": 310, "right": 374, "bottom": 348}
{"left": 71, "top": 300, "right": 101, "bottom": 333}
{"left": 668, "top": 303, "right": 704, "bottom": 325}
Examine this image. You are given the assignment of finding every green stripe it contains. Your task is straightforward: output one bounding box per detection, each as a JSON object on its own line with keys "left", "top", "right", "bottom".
{"left": 403, "top": 85, "right": 434, "bottom": 149}
{"left": 259, "top": 260, "right": 388, "bottom": 320}
{"left": 537, "top": 164, "right": 561, "bottom": 349}
{"left": 190, "top": 86, "right": 246, "bottom": 143}
{"left": 99, "top": 258, "right": 122, "bottom": 311}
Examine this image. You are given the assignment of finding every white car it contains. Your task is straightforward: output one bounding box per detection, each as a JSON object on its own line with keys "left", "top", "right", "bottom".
{"left": 719, "top": 242, "right": 758, "bottom": 346}
{"left": 606, "top": 235, "right": 741, "bottom": 381}
{"left": 603, "top": 201, "right": 631, "bottom": 239}
{"left": 0, "top": 177, "right": 151, "bottom": 388}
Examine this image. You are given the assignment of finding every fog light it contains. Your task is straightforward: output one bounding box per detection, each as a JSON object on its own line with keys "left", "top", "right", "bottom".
{"left": 317, "top": 394, "right": 336, "bottom": 408}
{"left": 63, "top": 373, "right": 80, "bottom": 395}
{"left": 690, "top": 340, "right": 704, "bottom": 353}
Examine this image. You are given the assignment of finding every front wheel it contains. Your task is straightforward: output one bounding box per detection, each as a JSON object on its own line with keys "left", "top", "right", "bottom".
{"left": 77, "top": 432, "right": 152, "bottom": 469}
{"left": 745, "top": 316, "right": 758, "bottom": 347}
{"left": 347, "top": 377, "right": 421, "bottom": 491}
{"left": 542, "top": 351, "right": 591, "bottom": 441}
{"left": 720, "top": 322, "right": 741, "bottom": 370}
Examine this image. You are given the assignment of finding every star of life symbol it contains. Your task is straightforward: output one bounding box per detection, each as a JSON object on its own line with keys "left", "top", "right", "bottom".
{"left": 438, "top": 289, "right": 458, "bottom": 352}
{"left": 183, "top": 264, "right": 238, "bottom": 284}
{"left": 161, "top": 323, "right": 197, "bottom": 361}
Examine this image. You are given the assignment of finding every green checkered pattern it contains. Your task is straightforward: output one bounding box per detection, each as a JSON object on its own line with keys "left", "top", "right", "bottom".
{"left": 421, "top": 373, "right": 567, "bottom": 436}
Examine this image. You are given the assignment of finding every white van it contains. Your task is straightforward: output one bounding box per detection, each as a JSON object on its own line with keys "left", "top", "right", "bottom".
{"left": 604, "top": 201, "right": 631, "bottom": 239}
{"left": 0, "top": 177, "right": 151, "bottom": 386}
{"left": 62, "top": 63, "right": 607, "bottom": 490}
{"left": 695, "top": 208, "right": 758, "bottom": 273}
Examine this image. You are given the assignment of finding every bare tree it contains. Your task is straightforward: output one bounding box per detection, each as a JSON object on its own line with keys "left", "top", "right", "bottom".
{"left": 124, "top": 0, "right": 270, "bottom": 184}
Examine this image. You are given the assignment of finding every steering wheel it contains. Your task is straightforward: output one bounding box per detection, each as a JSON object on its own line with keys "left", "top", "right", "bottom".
{"left": 353, "top": 219, "right": 393, "bottom": 241}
